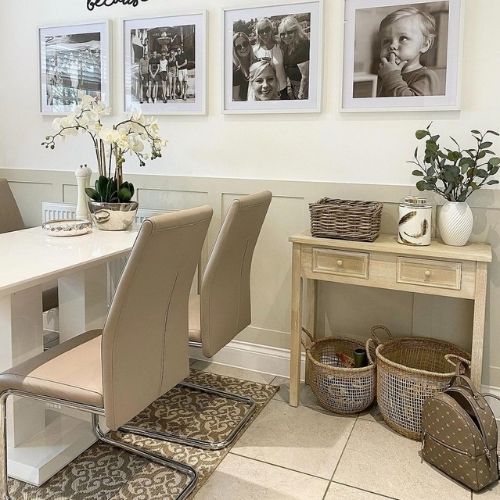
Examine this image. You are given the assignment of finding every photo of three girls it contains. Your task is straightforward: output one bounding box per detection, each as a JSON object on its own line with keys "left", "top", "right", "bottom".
{"left": 232, "top": 13, "right": 311, "bottom": 102}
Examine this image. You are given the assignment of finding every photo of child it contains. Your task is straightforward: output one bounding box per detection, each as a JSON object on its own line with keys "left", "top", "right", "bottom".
{"left": 342, "top": 0, "right": 462, "bottom": 111}
{"left": 376, "top": 6, "right": 440, "bottom": 97}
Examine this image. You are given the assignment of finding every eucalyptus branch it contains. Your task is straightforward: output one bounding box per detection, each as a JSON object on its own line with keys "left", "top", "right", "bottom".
{"left": 411, "top": 125, "right": 500, "bottom": 203}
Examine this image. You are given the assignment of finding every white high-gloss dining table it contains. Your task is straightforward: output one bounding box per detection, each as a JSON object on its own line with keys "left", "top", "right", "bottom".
{"left": 0, "top": 225, "right": 139, "bottom": 486}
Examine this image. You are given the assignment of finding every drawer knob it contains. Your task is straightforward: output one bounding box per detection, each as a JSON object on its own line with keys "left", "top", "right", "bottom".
{"left": 424, "top": 270, "right": 431, "bottom": 278}
{"left": 337, "top": 260, "right": 343, "bottom": 267}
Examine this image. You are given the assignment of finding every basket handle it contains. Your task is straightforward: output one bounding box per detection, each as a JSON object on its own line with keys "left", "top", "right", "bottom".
{"left": 444, "top": 354, "right": 470, "bottom": 376}
{"left": 365, "top": 338, "right": 377, "bottom": 366}
{"left": 370, "top": 325, "right": 393, "bottom": 344}
{"left": 300, "top": 327, "right": 314, "bottom": 350}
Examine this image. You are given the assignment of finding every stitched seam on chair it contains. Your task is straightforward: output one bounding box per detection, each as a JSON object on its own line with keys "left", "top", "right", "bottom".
{"left": 237, "top": 240, "right": 250, "bottom": 330}
{"left": 152, "top": 217, "right": 212, "bottom": 233}
{"left": 108, "top": 242, "right": 144, "bottom": 424}
{"left": 207, "top": 239, "right": 250, "bottom": 355}
{"left": 240, "top": 202, "right": 267, "bottom": 210}
{"left": 7, "top": 374, "right": 102, "bottom": 397}
{"left": 159, "top": 272, "right": 178, "bottom": 393}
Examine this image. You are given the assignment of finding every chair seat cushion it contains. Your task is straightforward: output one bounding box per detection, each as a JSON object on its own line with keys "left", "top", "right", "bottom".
{"left": 189, "top": 294, "right": 201, "bottom": 343}
{"left": 0, "top": 330, "right": 103, "bottom": 407}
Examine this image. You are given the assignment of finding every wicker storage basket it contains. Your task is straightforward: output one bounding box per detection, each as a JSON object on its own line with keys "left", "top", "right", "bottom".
{"left": 309, "top": 198, "right": 383, "bottom": 242}
{"left": 304, "top": 332, "right": 376, "bottom": 414}
{"left": 370, "top": 326, "right": 470, "bottom": 440}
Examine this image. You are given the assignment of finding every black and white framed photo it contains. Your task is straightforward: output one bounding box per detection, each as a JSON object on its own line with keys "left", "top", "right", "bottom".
{"left": 39, "top": 21, "right": 110, "bottom": 115}
{"left": 123, "top": 12, "right": 207, "bottom": 115}
{"left": 223, "top": 1, "right": 322, "bottom": 114}
{"left": 342, "top": 0, "right": 463, "bottom": 111}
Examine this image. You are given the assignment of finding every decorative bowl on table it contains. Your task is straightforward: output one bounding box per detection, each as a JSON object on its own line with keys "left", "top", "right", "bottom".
{"left": 42, "top": 219, "right": 92, "bottom": 237}
{"left": 88, "top": 201, "right": 138, "bottom": 231}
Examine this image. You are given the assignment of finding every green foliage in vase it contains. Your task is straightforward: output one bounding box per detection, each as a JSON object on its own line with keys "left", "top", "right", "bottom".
{"left": 85, "top": 176, "right": 135, "bottom": 203}
{"left": 409, "top": 124, "right": 500, "bottom": 202}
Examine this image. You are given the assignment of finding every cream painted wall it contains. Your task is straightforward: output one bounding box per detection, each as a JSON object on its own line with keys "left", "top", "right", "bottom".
{"left": 1, "top": 0, "right": 500, "bottom": 184}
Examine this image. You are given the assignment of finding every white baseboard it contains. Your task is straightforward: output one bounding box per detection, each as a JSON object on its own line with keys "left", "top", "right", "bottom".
{"left": 189, "top": 340, "right": 306, "bottom": 381}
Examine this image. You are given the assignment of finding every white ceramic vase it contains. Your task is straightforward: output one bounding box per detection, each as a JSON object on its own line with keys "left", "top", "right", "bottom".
{"left": 438, "top": 201, "right": 473, "bottom": 246}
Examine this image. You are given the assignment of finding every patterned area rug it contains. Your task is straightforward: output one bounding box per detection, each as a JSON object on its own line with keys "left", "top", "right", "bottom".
{"left": 9, "top": 369, "right": 278, "bottom": 499}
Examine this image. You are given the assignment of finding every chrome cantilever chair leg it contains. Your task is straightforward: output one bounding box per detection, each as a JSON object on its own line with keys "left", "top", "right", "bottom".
{"left": 120, "top": 381, "right": 257, "bottom": 450}
{"left": 0, "top": 392, "right": 9, "bottom": 500}
{"left": 0, "top": 391, "right": 197, "bottom": 500}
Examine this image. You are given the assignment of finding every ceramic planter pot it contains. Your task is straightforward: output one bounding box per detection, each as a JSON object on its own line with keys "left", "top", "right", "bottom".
{"left": 88, "top": 201, "right": 138, "bottom": 231}
{"left": 438, "top": 201, "right": 473, "bottom": 246}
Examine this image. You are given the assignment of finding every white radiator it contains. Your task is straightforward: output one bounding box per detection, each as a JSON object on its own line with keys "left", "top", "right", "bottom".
{"left": 41, "top": 201, "right": 166, "bottom": 223}
{"left": 41, "top": 202, "right": 76, "bottom": 222}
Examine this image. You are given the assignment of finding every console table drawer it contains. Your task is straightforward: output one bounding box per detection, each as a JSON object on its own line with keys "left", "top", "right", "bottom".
{"left": 397, "top": 257, "right": 462, "bottom": 290}
{"left": 312, "top": 248, "right": 369, "bottom": 278}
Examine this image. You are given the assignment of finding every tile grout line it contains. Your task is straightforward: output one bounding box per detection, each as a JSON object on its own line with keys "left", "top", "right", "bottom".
{"left": 320, "top": 417, "right": 360, "bottom": 500}
{"left": 328, "top": 417, "right": 357, "bottom": 483}
{"left": 228, "top": 450, "right": 331, "bottom": 482}
{"left": 329, "top": 480, "right": 400, "bottom": 500}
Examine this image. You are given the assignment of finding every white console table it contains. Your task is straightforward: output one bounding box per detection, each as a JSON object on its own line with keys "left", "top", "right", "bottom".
{"left": 288, "top": 232, "right": 492, "bottom": 407}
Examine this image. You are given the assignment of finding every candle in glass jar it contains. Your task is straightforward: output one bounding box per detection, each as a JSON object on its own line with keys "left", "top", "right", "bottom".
{"left": 398, "top": 196, "right": 432, "bottom": 246}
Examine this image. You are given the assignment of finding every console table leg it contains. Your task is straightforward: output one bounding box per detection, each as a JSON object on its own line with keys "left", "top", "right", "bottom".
{"left": 290, "top": 244, "right": 302, "bottom": 407}
{"left": 471, "top": 262, "right": 487, "bottom": 388}
{"left": 304, "top": 279, "right": 317, "bottom": 386}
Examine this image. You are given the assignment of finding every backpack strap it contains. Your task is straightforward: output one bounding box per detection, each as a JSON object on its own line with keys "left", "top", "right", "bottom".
{"left": 483, "top": 393, "right": 500, "bottom": 403}
{"left": 448, "top": 373, "right": 478, "bottom": 392}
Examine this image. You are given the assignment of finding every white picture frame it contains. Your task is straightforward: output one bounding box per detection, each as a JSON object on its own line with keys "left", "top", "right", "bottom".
{"left": 123, "top": 11, "right": 207, "bottom": 115}
{"left": 39, "top": 21, "right": 111, "bottom": 115}
{"left": 341, "top": 0, "right": 463, "bottom": 112}
{"left": 223, "top": 0, "right": 323, "bottom": 114}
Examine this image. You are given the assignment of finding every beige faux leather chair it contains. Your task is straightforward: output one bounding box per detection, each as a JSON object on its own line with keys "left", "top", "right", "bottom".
{"left": 121, "top": 191, "right": 272, "bottom": 450}
{"left": 0, "top": 206, "right": 213, "bottom": 500}
{"left": 0, "top": 178, "right": 58, "bottom": 312}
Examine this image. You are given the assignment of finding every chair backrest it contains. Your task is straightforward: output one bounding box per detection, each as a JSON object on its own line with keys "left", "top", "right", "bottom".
{"left": 102, "top": 206, "right": 213, "bottom": 430}
{"left": 200, "top": 191, "right": 272, "bottom": 357}
{"left": 0, "top": 178, "right": 24, "bottom": 233}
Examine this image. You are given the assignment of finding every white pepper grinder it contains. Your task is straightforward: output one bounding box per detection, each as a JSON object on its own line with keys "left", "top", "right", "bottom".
{"left": 75, "top": 164, "right": 92, "bottom": 220}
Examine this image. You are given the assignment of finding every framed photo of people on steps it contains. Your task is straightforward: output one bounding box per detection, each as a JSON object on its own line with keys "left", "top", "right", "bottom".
{"left": 123, "top": 12, "right": 207, "bottom": 115}
{"left": 38, "top": 21, "right": 111, "bottom": 115}
{"left": 341, "top": 0, "right": 463, "bottom": 112}
{"left": 223, "top": 1, "right": 323, "bottom": 114}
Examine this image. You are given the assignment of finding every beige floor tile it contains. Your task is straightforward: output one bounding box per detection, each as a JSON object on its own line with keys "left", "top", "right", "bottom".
{"left": 232, "top": 399, "right": 356, "bottom": 479}
{"left": 272, "top": 376, "right": 329, "bottom": 413}
{"left": 191, "top": 360, "right": 276, "bottom": 384}
{"left": 333, "top": 419, "right": 471, "bottom": 500}
{"left": 325, "top": 482, "right": 397, "bottom": 499}
{"left": 194, "top": 453, "right": 329, "bottom": 500}
{"left": 357, "top": 404, "right": 384, "bottom": 423}
{"left": 474, "top": 483, "right": 500, "bottom": 498}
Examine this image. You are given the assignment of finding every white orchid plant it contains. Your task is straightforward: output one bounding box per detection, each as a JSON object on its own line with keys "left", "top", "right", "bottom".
{"left": 42, "top": 95, "right": 167, "bottom": 202}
